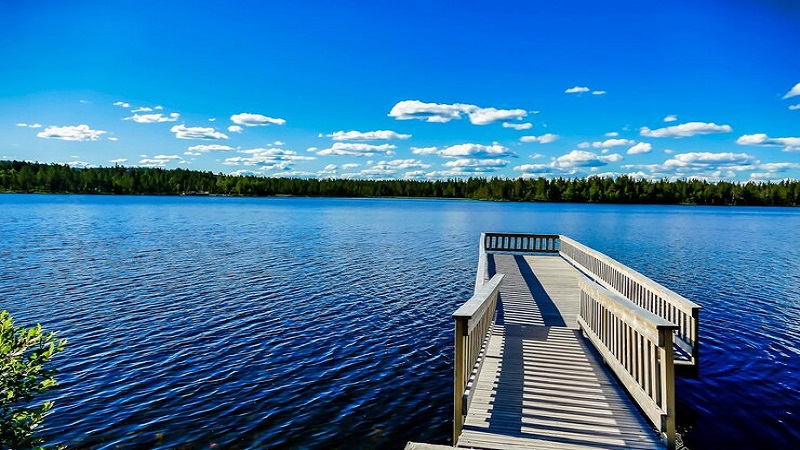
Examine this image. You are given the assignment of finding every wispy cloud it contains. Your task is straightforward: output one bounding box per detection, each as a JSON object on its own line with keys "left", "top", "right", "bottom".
{"left": 592, "top": 90, "right": 607, "bottom": 95}
{"left": 37, "top": 124, "right": 106, "bottom": 141}
{"left": 223, "top": 148, "right": 315, "bottom": 169}
{"left": 187, "top": 144, "right": 236, "bottom": 153}
{"left": 326, "top": 130, "right": 411, "bottom": 141}
{"left": 16, "top": 123, "right": 42, "bottom": 128}
{"left": 789, "top": 104, "right": 800, "bottom": 111}
{"left": 230, "top": 113, "right": 286, "bottom": 126}
{"left": 109, "top": 158, "right": 128, "bottom": 164}
{"left": 565, "top": 86, "right": 590, "bottom": 94}
{"left": 170, "top": 125, "right": 228, "bottom": 140}
{"left": 502, "top": 122, "right": 533, "bottom": 130}
{"left": 640, "top": 121, "right": 732, "bottom": 138}
{"left": 344, "top": 159, "right": 432, "bottom": 179}
{"left": 782, "top": 82, "right": 800, "bottom": 99}
{"left": 736, "top": 133, "right": 800, "bottom": 152}
{"left": 316, "top": 142, "right": 396, "bottom": 156}
{"left": 139, "top": 154, "right": 187, "bottom": 168}
{"left": 520, "top": 134, "right": 558, "bottom": 144}
{"left": 388, "top": 100, "right": 527, "bottom": 125}
{"left": 228, "top": 125, "right": 243, "bottom": 133}
{"left": 663, "top": 114, "right": 678, "bottom": 122}
{"left": 113, "top": 101, "right": 130, "bottom": 108}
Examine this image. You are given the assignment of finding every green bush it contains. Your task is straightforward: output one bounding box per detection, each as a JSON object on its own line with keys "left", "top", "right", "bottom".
{"left": 1, "top": 310, "right": 66, "bottom": 449}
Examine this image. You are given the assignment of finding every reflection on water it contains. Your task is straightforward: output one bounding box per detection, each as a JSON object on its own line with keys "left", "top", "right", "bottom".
{"left": 1, "top": 195, "right": 798, "bottom": 448}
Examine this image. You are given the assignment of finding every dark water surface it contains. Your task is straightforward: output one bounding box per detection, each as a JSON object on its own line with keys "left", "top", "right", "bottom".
{"left": 1, "top": 195, "right": 798, "bottom": 448}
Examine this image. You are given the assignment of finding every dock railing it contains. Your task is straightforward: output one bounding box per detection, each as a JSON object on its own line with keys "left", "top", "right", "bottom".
{"left": 483, "top": 232, "right": 560, "bottom": 253}
{"left": 578, "top": 280, "right": 679, "bottom": 448}
{"left": 559, "top": 235, "right": 700, "bottom": 368}
{"left": 452, "top": 273, "right": 504, "bottom": 444}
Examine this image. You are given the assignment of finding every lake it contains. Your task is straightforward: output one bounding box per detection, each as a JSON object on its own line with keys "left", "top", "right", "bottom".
{"left": 1, "top": 194, "right": 798, "bottom": 448}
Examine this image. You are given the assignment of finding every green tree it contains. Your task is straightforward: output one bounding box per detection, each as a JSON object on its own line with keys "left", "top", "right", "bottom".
{"left": 1, "top": 311, "right": 66, "bottom": 449}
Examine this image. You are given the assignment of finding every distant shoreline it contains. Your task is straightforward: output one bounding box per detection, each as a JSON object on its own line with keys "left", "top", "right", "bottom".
{"left": 1, "top": 160, "right": 798, "bottom": 207}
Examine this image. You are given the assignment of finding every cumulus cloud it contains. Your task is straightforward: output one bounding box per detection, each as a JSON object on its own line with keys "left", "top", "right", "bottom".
{"left": 663, "top": 115, "right": 678, "bottom": 122}
{"left": 16, "top": 123, "right": 42, "bottom": 128}
{"left": 230, "top": 113, "right": 286, "bottom": 126}
{"left": 187, "top": 144, "right": 235, "bottom": 152}
{"left": 783, "top": 82, "right": 800, "bottom": 99}
{"left": 640, "top": 121, "right": 732, "bottom": 138}
{"left": 736, "top": 133, "right": 800, "bottom": 152}
{"left": 439, "top": 143, "right": 514, "bottom": 158}
{"left": 126, "top": 112, "right": 180, "bottom": 123}
{"left": 590, "top": 138, "right": 635, "bottom": 148}
{"left": 565, "top": 86, "right": 590, "bottom": 94}
{"left": 627, "top": 142, "right": 652, "bottom": 155}
{"left": 170, "top": 125, "right": 228, "bottom": 140}
{"left": 555, "top": 150, "right": 623, "bottom": 168}
{"left": 411, "top": 146, "right": 439, "bottom": 155}
{"left": 113, "top": 101, "right": 130, "bottom": 108}
{"left": 387, "top": 100, "right": 527, "bottom": 125}
{"left": 326, "top": 130, "right": 411, "bottom": 141}
{"left": 502, "top": 122, "right": 533, "bottom": 130}
{"left": 621, "top": 152, "right": 758, "bottom": 179}
{"left": 316, "top": 142, "right": 396, "bottom": 157}
{"left": 520, "top": 134, "right": 558, "bottom": 144}
{"left": 223, "top": 148, "right": 315, "bottom": 170}
{"left": 228, "top": 125, "right": 243, "bottom": 133}
{"left": 37, "top": 124, "right": 106, "bottom": 141}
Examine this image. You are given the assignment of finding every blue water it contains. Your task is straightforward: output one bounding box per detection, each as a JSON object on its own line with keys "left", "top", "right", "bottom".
{"left": 1, "top": 195, "right": 798, "bottom": 449}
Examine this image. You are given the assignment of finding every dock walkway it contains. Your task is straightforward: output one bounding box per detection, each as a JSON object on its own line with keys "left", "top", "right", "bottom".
{"left": 457, "top": 254, "right": 663, "bottom": 449}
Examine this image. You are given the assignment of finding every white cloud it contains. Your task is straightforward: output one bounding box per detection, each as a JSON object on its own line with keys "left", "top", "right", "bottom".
{"left": 16, "top": 123, "right": 42, "bottom": 128}
{"left": 228, "top": 125, "right": 243, "bottom": 133}
{"left": 520, "top": 134, "right": 558, "bottom": 144}
{"left": 113, "top": 101, "right": 130, "bottom": 108}
{"left": 736, "top": 133, "right": 800, "bottom": 152}
{"left": 411, "top": 146, "right": 439, "bottom": 155}
{"left": 789, "top": 104, "right": 800, "bottom": 111}
{"left": 223, "top": 148, "right": 315, "bottom": 169}
{"left": 316, "top": 142, "right": 396, "bottom": 156}
{"left": 139, "top": 154, "right": 186, "bottom": 168}
{"left": 783, "top": 82, "right": 800, "bottom": 99}
{"left": 627, "top": 142, "right": 652, "bottom": 155}
{"left": 326, "top": 130, "right": 411, "bottom": 141}
{"left": 342, "top": 163, "right": 360, "bottom": 169}
{"left": 591, "top": 138, "right": 634, "bottom": 148}
{"left": 439, "top": 143, "right": 514, "bottom": 158}
{"left": 640, "top": 121, "right": 732, "bottom": 138}
{"left": 604, "top": 132, "right": 619, "bottom": 137}
{"left": 37, "top": 124, "right": 106, "bottom": 141}
{"left": 555, "top": 150, "right": 623, "bottom": 169}
{"left": 502, "top": 122, "right": 533, "bottom": 130}
{"left": 577, "top": 142, "right": 591, "bottom": 148}
{"left": 663, "top": 114, "right": 678, "bottom": 122}
{"left": 109, "top": 158, "right": 127, "bottom": 164}
{"left": 565, "top": 86, "right": 590, "bottom": 94}
{"left": 187, "top": 144, "right": 235, "bottom": 152}
{"left": 131, "top": 107, "right": 153, "bottom": 113}
{"left": 170, "top": 125, "right": 228, "bottom": 140}
{"left": 622, "top": 152, "right": 758, "bottom": 179}
{"left": 592, "top": 90, "right": 607, "bottom": 95}
{"left": 443, "top": 158, "right": 509, "bottom": 172}
{"left": 230, "top": 113, "right": 286, "bottom": 126}
{"left": 107, "top": 137, "right": 118, "bottom": 141}
{"left": 126, "top": 112, "right": 180, "bottom": 123}
{"left": 350, "top": 159, "right": 432, "bottom": 178}
{"left": 387, "top": 100, "right": 527, "bottom": 125}
{"left": 59, "top": 160, "right": 91, "bottom": 168}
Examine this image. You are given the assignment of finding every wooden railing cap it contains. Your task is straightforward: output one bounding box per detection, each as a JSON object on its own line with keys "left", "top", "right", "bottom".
{"left": 453, "top": 273, "right": 504, "bottom": 319}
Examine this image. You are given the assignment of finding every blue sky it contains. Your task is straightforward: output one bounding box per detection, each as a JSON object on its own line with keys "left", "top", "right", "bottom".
{"left": 2, "top": 0, "right": 799, "bottom": 181}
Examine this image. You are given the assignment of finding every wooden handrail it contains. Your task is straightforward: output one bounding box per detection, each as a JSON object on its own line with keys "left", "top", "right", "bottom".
{"left": 452, "top": 273, "right": 504, "bottom": 444}
{"left": 484, "top": 232, "right": 560, "bottom": 253}
{"left": 475, "top": 233, "right": 490, "bottom": 292}
{"left": 560, "top": 235, "right": 701, "bottom": 367}
{"left": 577, "top": 279, "right": 678, "bottom": 449}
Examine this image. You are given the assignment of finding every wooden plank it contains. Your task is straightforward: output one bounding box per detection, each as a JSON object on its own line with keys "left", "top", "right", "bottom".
{"left": 458, "top": 253, "right": 664, "bottom": 449}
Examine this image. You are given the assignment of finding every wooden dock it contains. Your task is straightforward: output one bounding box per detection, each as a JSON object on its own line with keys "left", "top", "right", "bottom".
{"left": 409, "top": 233, "right": 700, "bottom": 450}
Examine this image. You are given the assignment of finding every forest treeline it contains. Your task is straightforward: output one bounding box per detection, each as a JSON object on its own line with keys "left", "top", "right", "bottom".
{"left": 1, "top": 160, "right": 799, "bottom": 206}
